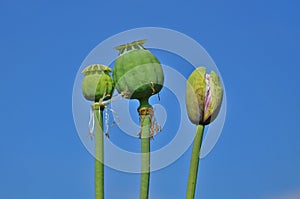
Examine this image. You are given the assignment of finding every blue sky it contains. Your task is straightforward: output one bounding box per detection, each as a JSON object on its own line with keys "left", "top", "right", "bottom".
{"left": 0, "top": 0, "right": 300, "bottom": 199}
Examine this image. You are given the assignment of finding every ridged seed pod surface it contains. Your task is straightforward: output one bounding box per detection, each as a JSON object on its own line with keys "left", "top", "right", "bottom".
{"left": 82, "top": 64, "right": 114, "bottom": 102}
{"left": 113, "top": 40, "right": 164, "bottom": 101}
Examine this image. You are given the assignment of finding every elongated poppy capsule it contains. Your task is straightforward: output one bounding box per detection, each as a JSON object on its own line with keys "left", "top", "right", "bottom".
{"left": 186, "top": 66, "right": 223, "bottom": 125}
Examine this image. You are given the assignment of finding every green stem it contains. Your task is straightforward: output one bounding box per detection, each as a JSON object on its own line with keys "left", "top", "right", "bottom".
{"left": 139, "top": 111, "right": 151, "bottom": 199}
{"left": 93, "top": 104, "right": 104, "bottom": 199}
{"left": 186, "top": 125, "right": 205, "bottom": 199}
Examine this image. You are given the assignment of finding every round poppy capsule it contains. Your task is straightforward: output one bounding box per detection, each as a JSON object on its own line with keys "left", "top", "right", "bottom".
{"left": 81, "top": 64, "right": 114, "bottom": 102}
{"left": 113, "top": 40, "right": 164, "bottom": 107}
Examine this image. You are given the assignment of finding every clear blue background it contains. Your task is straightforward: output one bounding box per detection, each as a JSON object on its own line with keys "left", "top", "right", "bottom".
{"left": 0, "top": 0, "right": 299, "bottom": 199}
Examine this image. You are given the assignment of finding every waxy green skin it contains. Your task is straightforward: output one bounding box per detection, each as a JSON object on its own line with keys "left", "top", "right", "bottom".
{"left": 113, "top": 40, "right": 164, "bottom": 102}
{"left": 82, "top": 64, "right": 114, "bottom": 102}
{"left": 185, "top": 67, "right": 223, "bottom": 199}
{"left": 81, "top": 65, "right": 112, "bottom": 199}
{"left": 113, "top": 40, "right": 164, "bottom": 199}
{"left": 186, "top": 66, "right": 223, "bottom": 125}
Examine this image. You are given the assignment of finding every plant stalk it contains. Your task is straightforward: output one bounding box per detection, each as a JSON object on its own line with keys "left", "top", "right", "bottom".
{"left": 139, "top": 111, "right": 151, "bottom": 199}
{"left": 94, "top": 104, "right": 104, "bottom": 199}
{"left": 186, "top": 124, "right": 205, "bottom": 199}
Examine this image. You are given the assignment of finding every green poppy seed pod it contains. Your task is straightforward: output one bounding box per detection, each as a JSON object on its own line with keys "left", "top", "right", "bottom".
{"left": 81, "top": 64, "right": 114, "bottom": 102}
{"left": 113, "top": 40, "right": 164, "bottom": 107}
{"left": 186, "top": 66, "right": 223, "bottom": 125}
